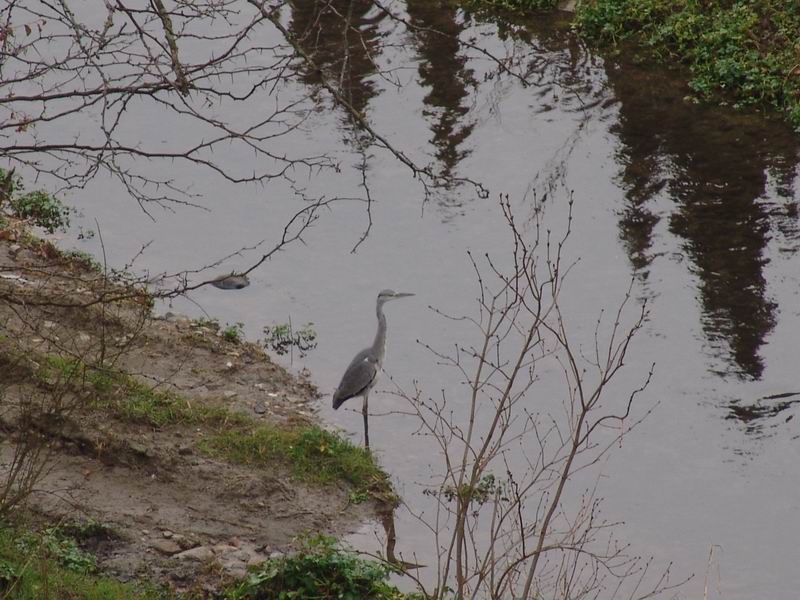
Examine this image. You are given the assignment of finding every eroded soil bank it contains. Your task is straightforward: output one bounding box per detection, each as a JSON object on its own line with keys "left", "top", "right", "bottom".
{"left": 0, "top": 220, "right": 391, "bottom": 596}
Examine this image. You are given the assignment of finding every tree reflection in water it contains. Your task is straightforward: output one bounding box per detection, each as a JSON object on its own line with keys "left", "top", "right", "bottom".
{"left": 405, "top": 1, "right": 477, "bottom": 185}
{"left": 288, "top": 0, "right": 387, "bottom": 140}
{"left": 605, "top": 57, "right": 800, "bottom": 382}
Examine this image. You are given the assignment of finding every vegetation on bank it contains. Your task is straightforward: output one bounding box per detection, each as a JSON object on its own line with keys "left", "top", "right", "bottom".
{"left": 458, "top": 0, "right": 800, "bottom": 128}
{"left": 0, "top": 524, "right": 173, "bottom": 600}
{"left": 31, "top": 353, "right": 394, "bottom": 502}
{"left": 0, "top": 524, "right": 415, "bottom": 600}
{"left": 0, "top": 168, "right": 73, "bottom": 235}
{"left": 228, "top": 535, "right": 418, "bottom": 600}
{"left": 576, "top": 0, "right": 800, "bottom": 126}
{"left": 0, "top": 168, "right": 104, "bottom": 275}
{"left": 459, "top": 0, "right": 559, "bottom": 13}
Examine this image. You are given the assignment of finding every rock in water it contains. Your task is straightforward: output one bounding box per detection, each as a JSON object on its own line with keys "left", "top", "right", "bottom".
{"left": 210, "top": 272, "right": 250, "bottom": 290}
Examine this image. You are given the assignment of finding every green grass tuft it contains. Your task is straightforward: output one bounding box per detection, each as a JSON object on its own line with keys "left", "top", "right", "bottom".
{"left": 37, "top": 355, "right": 249, "bottom": 428}
{"left": 201, "top": 425, "right": 394, "bottom": 498}
{"left": 221, "top": 323, "right": 244, "bottom": 344}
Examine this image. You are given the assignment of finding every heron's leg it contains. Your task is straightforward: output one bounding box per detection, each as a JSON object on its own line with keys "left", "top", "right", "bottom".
{"left": 362, "top": 392, "right": 370, "bottom": 450}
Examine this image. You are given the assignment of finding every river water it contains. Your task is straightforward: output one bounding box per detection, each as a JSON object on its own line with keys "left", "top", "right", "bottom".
{"left": 47, "top": 4, "right": 800, "bottom": 599}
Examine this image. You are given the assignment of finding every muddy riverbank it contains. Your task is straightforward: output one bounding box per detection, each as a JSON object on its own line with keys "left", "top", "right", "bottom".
{"left": 0, "top": 218, "right": 394, "bottom": 596}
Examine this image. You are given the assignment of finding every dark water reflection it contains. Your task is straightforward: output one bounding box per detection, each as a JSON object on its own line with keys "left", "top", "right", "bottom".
{"left": 383, "top": 4, "right": 800, "bottom": 438}
{"left": 605, "top": 58, "right": 800, "bottom": 382}
{"left": 726, "top": 391, "right": 800, "bottom": 437}
{"left": 405, "top": 1, "right": 476, "bottom": 182}
{"left": 455, "top": 10, "right": 800, "bottom": 397}
{"left": 290, "top": 0, "right": 481, "bottom": 198}
{"left": 288, "top": 0, "right": 387, "bottom": 138}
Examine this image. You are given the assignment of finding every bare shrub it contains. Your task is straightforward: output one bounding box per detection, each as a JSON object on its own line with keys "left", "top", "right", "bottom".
{"left": 0, "top": 250, "right": 152, "bottom": 518}
{"left": 391, "top": 197, "right": 680, "bottom": 599}
{"left": 0, "top": 334, "right": 85, "bottom": 518}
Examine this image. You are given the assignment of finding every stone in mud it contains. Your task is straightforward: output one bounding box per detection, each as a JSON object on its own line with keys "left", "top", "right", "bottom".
{"left": 162, "top": 312, "right": 191, "bottom": 323}
{"left": 151, "top": 539, "right": 182, "bottom": 555}
{"left": 219, "top": 558, "right": 247, "bottom": 578}
{"left": 176, "top": 546, "right": 215, "bottom": 562}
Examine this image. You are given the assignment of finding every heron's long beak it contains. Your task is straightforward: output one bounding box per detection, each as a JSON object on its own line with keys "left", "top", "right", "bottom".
{"left": 393, "top": 292, "right": 415, "bottom": 299}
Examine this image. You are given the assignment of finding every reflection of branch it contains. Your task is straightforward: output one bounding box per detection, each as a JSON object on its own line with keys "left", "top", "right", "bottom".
{"left": 248, "top": 0, "right": 432, "bottom": 184}
{"left": 372, "top": 0, "right": 531, "bottom": 88}
{"left": 1, "top": 0, "right": 335, "bottom": 205}
{"left": 247, "top": 0, "right": 488, "bottom": 198}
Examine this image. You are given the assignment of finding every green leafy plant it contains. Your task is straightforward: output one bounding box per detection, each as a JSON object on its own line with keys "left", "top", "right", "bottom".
{"left": 11, "top": 191, "right": 73, "bottom": 233}
{"left": 222, "top": 322, "right": 245, "bottom": 344}
{"left": 262, "top": 321, "right": 317, "bottom": 358}
{"left": 0, "top": 168, "right": 74, "bottom": 232}
{"left": 0, "top": 557, "right": 15, "bottom": 590}
{"left": 228, "top": 535, "right": 411, "bottom": 600}
{"left": 426, "top": 473, "right": 504, "bottom": 506}
{"left": 574, "top": 0, "right": 800, "bottom": 128}
{"left": 59, "top": 249, "right": 102, "bottom": 272}
{"left": 0, "top": 168, "right": 17, "bottom": 206}
{"left": 15, "top": 528, "right": 97, "bottom": 574}
{"left": 0, "top": 524, "right": 173, "bottom": 599}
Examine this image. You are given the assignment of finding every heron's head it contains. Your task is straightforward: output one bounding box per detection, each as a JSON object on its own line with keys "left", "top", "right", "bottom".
{"left": 377, "top": 289, "right": 414, "bottom": 305}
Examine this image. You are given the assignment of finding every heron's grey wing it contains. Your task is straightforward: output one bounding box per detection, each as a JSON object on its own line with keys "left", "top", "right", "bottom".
{"left": 332, "top": 349, "right": 379, "bottom": 409}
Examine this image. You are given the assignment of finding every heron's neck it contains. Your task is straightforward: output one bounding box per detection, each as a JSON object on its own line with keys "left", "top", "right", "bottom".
{"left": 372, "top": 302, "right": 387, "bottom": 362}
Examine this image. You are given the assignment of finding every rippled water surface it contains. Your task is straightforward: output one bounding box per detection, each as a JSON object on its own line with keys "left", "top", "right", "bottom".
{"left": 55, "top": 4, "right": 800, "bottom": 598}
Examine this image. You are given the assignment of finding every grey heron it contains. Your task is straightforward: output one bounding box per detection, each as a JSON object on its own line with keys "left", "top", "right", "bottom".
{"left": 332, "top": 289, "right": 414, "bottom": 449}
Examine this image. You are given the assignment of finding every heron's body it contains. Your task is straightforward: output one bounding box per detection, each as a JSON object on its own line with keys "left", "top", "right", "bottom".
{"left": 332, "top": 289, "right": 413, "bottom": 448}
{"left": 332, "top": 348, "right": 380, "bottom": 410}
